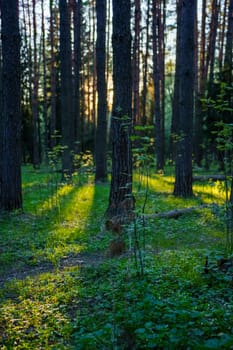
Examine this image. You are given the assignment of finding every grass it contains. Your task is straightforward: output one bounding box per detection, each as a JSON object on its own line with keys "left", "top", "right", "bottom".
{"left": 0, "top": 165, "right": 233, "bottom": 349}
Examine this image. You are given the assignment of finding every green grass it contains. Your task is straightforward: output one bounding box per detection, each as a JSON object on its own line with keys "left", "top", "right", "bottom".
{"left": 0, "top": 165, "right": 233, "bottom": 349}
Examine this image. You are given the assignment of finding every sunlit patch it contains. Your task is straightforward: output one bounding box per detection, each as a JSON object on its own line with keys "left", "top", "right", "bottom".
{"left": 37, "top": 183, "right": 74, "bottom": 213}
{"left": 193, "top": 180, "right": 226, "bottom": 204}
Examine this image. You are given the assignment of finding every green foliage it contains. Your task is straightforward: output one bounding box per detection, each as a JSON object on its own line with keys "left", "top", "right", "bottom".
{"left": 0, "top": 166, "right": 233, "bottom": 349}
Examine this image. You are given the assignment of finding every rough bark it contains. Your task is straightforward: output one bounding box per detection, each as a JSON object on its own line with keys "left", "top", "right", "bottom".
{"left": 32, "top": 0, "right": 40, "bottom": 168}
{"left": 141, "top": 0, "right": 150, "bottom": 126}
{"left": 95, "top": 0, "right": 107, "bottom": 182}
{"left": 73, "top": 0, "right": 82, "bottom": 152}
{"left": 106, "top": 0, "right": 133, "bottom": 217}
{"left": 153, "top": 0, "right": 165, "bottom": 171}
{"left": 0, "top": 0, "right": 22, "bottom": 210}
{"left": 132, "top": 0, "right": 141, "bottom": 125}
{"left": 59, "top": 0, "right": 74, "bottom": 179}
{"left": 173, "top": 0, "right": 196, "bottom": 197}
{"left": 49, "top": 0, "right": 57, "bottom": 149}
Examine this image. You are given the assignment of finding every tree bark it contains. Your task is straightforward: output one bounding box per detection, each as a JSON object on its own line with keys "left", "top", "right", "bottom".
{"left": 73, "top": 0, "right": 82, "bottom": 152}
{"left": 0, "top": 0, "right": 22, "bottom": 210}
{"left": 173, "top": 0, "right": 196, "bottom": 197}
{"left": 59, "top": 0, "right": 74, "bottom": 179}
{"left": 106, "top": 0, "right": 133, "bottom": 217}
{"left": 95, "top": 0, "right": 107, "bottom": 182}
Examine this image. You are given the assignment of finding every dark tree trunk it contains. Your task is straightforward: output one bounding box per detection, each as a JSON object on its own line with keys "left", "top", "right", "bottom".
{"left": 49, "top": 0, "right": 57, "bottom": 149}
{"left": 173, "top": 0, "right": 196, "bottom": 197}
{"left": 41, "top": 0, "right": 48, "bottom": 162}
{"left": 206, "top": 0, "right": 219, "bottom": 91}
{"left": 152, "top": 0, "right": 165, "bottom": 171}
{"left": 73, "top": 0, "right": 82, "bottom": 153}
{"left": 106, "top": 0, "right": 133, "bottom": 217}
{"left": 141, "top": 0, "right": 151, "bottom": 126}
{"left": 132, "top": 0, "right": 141, "bottom": 126}
{"left": 0, "top": 0, "right": 22, "bottom": 210}
{"left": 32, "top": 0, "right": 40, "bottom": 168}
{"left": 95, "top": 0, "right": 107, "bottom": 182}
{"left": 59, "top": 0, "right": 74, "bottom": 179}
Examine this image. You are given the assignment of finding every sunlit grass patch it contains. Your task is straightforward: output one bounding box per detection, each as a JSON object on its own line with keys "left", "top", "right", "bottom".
{"left": 0, "top": 269, "right": 82, "bottom": 349}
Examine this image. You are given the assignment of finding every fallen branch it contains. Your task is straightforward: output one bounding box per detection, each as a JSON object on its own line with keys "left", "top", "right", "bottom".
{"left": 193, "top": 175, "right": 227, "bottom": 182}
{"left": 142, "top": 204, "right": 213, "bottom": 219}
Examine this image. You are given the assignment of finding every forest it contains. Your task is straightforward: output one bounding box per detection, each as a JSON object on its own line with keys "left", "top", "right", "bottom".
{"left": 0, "top": 0, "right": 233, "bottom": 348}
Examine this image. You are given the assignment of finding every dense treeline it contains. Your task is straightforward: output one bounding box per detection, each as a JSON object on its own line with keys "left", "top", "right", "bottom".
{"left": 0, "top": 0, "right": 233, "bottom": 211}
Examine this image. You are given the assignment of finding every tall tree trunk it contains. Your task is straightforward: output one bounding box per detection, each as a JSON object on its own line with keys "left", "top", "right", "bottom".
{"left": 59, "top": 0, "right": 74, "bottom": 179}
{"left": 106, "top": 0, "right": 133, "bottom": 217}
{"left": 173, "top": 0, "right": 196, "bottom": 197}
{"left": 49, "top": 0, "right": 57, "bottom": 149}
{"left": 218, "top": 0, "right": 228, "bottom": 72}
{"left": 73, "top": 0, "right": 82, "bottom": 152}
{"left": 95, "top": 0, "right": 107, "bottom": 182}
{"left": 141, "top": 0, "right": 151, "bottom": 126}
{"left": 32, "top": 0, "right": 40, "bottom": 168}
{"left": 132, "top": 0, "right": 141, "bottom": 126}
{"left": 41, "top": 0, "right": 48, "bottom": 162}
{"left": 206, "top": 0, "right": 219, "bottom": 91}
{"left": 153, "top": 0, "right": 165, "bottom": 171}
{"left": 0, "top": 0, "right": 22, "bottom": 210}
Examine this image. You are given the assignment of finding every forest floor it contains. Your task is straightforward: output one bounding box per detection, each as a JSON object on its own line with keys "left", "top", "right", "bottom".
{"left": 1, "top": 165, "right": 233, "bottom": 349}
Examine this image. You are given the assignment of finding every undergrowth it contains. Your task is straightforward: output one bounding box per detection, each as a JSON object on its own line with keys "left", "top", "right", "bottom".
{"left": 0, "top": 165, "right": 232, "bottom": 349}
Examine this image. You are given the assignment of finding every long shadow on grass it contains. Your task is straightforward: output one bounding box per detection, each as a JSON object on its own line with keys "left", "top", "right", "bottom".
{"left": 0, "top": 178, "right": 111, "bottom": 286}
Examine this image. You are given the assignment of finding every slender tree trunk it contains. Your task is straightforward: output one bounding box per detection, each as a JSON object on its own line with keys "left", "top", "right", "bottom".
{"left": 59, "top": 0, "right": 74, "bottom": 179}
{"left": 206, "top": 0, "right": 220, "bottom": 90}
{"left": 49, "top": 0, "right": 57, "bottom": 149}
{"left": 106, "top": 0, "right": 133, "bottom": 217}
{"left": 41, "top": 0, "right": 48, "bottom": 162}
{"left": 32, "top": 0, "right": 40, "bottom": 168}
{"left": 141, "top": 0, "right": 151, "bottom": 126}
{"left": 153, "top": 0, "right": 164, "bottom": 171}
{"left": 173, "top": 0, "right": 196, "bottom": 197}
{"left": 132, "top": 0, "right": 141, "bottom": 126}
{"left": 73, "top": 0, "right": 82, "bottom": 152}
{"left": 218, "top": 0, "right": 228, "bottom": 72}
{"left": 0, "top": 0, "right": 22, "bottom": 210}
{"left": 95, "top": 0, "right": 107, "bottom": 182}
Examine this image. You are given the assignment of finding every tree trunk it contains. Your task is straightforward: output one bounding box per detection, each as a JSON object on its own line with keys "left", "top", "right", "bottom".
{"left": 32, "top": 0, "right": 40, "bottom": 168}
{"left": 106, "top": 0, "right": 133, "bottom": 218}
{"left": 41, "top": 0, "right": 48, "bottom": 162}
{"left": 141, "top": 0, "right": 151, "bottom": 126}
{"left": 73, "top": 0, "right": 82, "bottom": 153}
{"left": 173, "top": 0, "right": 196, "bottom": 197}
{"left": 95, "top": 0, "right": 107, "bottom": 182}
{"left": 59, "top": 0, "right": 74, "bottom": 179}
{"left": 153, "top": 0, "right": 165, "bottom": 171}
{"left": 49, "top": 0, "right": 57, "bottom": 149}
{"left": 0, "top": 0, "right": 22, "bottom": 210}
{"left": 132, "top": 0, "right": 141, "bottom": 126}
